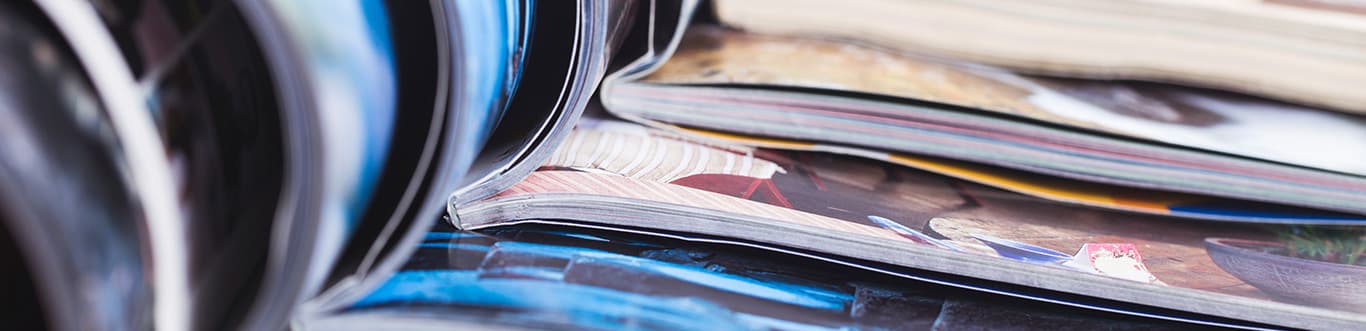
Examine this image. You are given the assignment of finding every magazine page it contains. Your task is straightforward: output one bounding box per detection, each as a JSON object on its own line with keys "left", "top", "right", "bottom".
{"left": 457, "top": 123, "right": 1366, "bottom": 329}
{"left": 661, "top": 126, "right": 1366, "bottom": 225}
{"left": 447, "top": 0, "right": 620, "bottom": 205}
{"left": 319, "top": 222, "right": 1211, "bottom": 330}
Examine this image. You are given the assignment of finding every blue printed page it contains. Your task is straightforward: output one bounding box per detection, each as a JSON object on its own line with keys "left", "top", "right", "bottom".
{"left": 338, "top": 223, "right": 1208, "bottom": 330}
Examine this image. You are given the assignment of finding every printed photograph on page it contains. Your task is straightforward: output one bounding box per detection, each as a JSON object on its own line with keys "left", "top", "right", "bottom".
{"left": 487, "top": 122, "right": 1366, "bottom": 316}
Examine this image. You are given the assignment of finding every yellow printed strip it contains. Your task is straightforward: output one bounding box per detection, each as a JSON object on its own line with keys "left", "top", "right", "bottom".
{"left": 887, "top": 154, "right": 1177, "bottom": 213}
{"left": 670, "top": 125, "right": 1195, "bottom": 216}
{"left": 673, "top": 126, "right": 818, "bottom": 149}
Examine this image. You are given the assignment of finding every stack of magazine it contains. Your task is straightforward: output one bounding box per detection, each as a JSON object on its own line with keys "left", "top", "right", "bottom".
{"left": 4, "top": 0, "right": 1364, "bottom": 330}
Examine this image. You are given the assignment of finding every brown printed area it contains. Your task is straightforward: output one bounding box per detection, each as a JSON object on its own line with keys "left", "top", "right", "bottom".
{"left": 640, "top": 25, "right": 1098, "bottom": 130}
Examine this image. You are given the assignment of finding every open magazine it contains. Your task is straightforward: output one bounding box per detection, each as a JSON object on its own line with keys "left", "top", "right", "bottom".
{"left": 602, "top": 22, "right": 1366, "bottom": 221}
{"left": 2, "top": 0, "right": 633, "bottom": 329}
{"left": 312, "top": 222, "right": 1245, "bottom": 330}
{"left": 451, "top": 120, "right": 1366, "bottom": 330}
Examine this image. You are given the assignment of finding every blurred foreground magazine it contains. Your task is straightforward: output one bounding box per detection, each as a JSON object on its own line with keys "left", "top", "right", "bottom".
{"left": 6, "top": 0, "right": 1366, "bottom": 330}
{"left": 4, "top": 0, "right": 634, "bottom": 329}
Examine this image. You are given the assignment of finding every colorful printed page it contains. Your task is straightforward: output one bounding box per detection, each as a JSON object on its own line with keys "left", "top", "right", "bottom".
{"left": 342, "top": 223, "right": 1207, "bottom": 330}
{"left": 636, "top": 25, "right": 1366, "bottom": 177}
{"left": 669, "top": 126, "right": 1366, "bottom": 225}
{"left": 472, "top": 124, "right": 1366, "bottom": 329}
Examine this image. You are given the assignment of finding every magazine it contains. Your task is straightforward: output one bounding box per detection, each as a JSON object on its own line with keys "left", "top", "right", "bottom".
{"left": 3, "top": 0, "right": 633, "bottom": 329}
{"left": 451, "top": 122, "right": 1366, "bottom": 330}
{"left": 307, "top": 222, "right": 1257, "bottom": 330}
{"left": 600, "top": 21, "right": 1366, "bottom": 221}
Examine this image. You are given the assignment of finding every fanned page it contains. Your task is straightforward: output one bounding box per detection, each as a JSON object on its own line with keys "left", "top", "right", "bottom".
{"left": 317, "top": 223, "right": 1214, "bottom": 330}
{"left": 455, "top": 123, "right": 1366, "bottom": 330}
